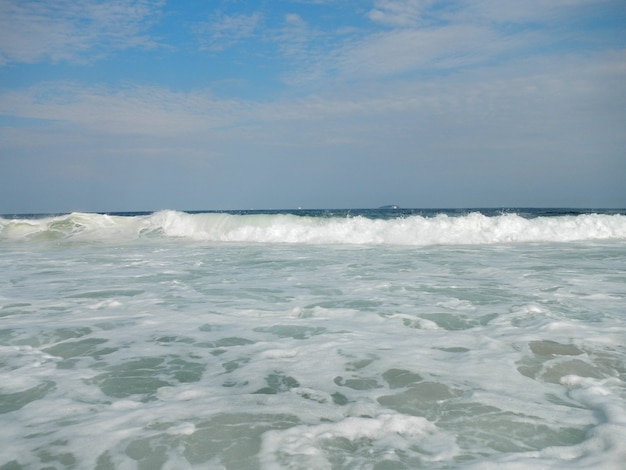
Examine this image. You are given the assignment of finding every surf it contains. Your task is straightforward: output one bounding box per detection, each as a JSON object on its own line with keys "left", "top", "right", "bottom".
{"left": 1, "top": 210, "right": 626, "bottom": 245}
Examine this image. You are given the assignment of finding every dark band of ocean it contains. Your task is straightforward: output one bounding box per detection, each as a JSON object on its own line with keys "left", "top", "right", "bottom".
{"left": 1, "top": 208, "right": 625, "bottom": 469}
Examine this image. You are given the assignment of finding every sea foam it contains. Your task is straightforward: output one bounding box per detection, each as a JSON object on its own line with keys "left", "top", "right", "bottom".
{"left": 1, "top": 212, "right": 625, "bottom": 468}
{"left": 1, "top": 210, "right": 625, "bottom": 245}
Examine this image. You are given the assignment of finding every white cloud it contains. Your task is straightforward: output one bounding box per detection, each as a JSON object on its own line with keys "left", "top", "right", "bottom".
{"left": 280, "top": 0, "right": 619, "bottom": 87}
{"left": 2, "top": 48, "right": 623, "bottom": 144}
{"left": 274, "top": 13, "right": 320, "bottom": 58}
{"left": 0, "top": 0, "right": 163, "bottom": 65}
{"left": 195, "top": 11, "right": 263, "bottom": 52}
{"left": 333, "top": 25, "right": 498, "bottom": 79}
{"left": 460, "top": 0, "right": 614, "bottom": 24}
{"left": 1, "top": 46, "right": 624, "bottom": 210}
{"left": 368, "top": 0, "right": 439, "bottom": 27}
{"left": 0, "top": 82, "right": 241, "bottom": 135}
{"left": 368, "top": 0, "right": 614, "bottom": 28}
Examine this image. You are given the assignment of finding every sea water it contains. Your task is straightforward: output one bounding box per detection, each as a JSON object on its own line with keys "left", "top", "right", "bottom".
{"left": 1, "top": 209, "right": 625, "bottom": 469}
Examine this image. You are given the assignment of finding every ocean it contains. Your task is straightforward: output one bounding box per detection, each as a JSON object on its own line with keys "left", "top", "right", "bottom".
{"left": 1, "top": 208, "right": 625, "bottom": 469}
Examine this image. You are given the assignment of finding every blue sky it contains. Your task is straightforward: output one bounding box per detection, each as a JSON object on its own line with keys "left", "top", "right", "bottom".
{"left": 1, "top": 0, "right": 625, "bottom": 213}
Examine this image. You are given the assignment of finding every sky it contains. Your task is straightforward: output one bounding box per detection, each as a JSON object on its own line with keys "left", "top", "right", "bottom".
{"left": 0, "top": 0, "right": 625, "bottom": 213}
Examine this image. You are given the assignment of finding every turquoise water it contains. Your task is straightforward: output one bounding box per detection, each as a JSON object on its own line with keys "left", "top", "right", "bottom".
{"left": 1, "top": 210, "right": 625, "bottom": 469}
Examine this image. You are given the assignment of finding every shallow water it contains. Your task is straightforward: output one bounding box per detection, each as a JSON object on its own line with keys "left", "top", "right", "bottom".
{"left": 1, "top": 211, "right": 625, "bottom": 469}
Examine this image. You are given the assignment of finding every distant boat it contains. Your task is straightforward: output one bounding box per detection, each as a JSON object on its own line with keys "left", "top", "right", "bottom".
{"left": 378, "top": 205, "right": 399, "bottom": 209}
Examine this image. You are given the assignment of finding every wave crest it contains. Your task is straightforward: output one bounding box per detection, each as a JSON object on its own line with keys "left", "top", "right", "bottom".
{"left": 1, "top": 210, "right": 626, "bottom": 245}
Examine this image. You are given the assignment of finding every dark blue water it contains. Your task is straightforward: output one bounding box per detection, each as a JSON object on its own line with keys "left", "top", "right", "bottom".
{"left": 4, "top": 207, "right": 625, "bottom": 221}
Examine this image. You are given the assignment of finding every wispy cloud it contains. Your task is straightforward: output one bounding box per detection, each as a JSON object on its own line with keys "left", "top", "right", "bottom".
{"left": 331, "top": 25, "right": 498, "bottom": 79}
{"left": 275, "top": 13, "right": 315, "bottom": 57}
{"left": 280, "top": 0, "right": 622, "bottom": 86}
{"left": 195, "top": 11, "right": 263, "bottom": 52}
{"left": 1, "top": 1, "right": 624, "bottom": 210}
{"left": 369, "top": 0, "right": 616, "bottom": 27}
{"left": 0, "top": 82, "right": 246, "bottom": 135}
{"left": 0, "top": 0, "right": 163, "bottom": 65}
{"left": 2, "top": 48, "right": 623, "bottom": 143}
{"left": 368, "top": 0, "right": 441, "bottom": 27}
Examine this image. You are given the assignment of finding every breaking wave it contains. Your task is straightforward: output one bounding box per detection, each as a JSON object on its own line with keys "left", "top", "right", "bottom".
{"left": 1, "top": 210, "right": 626, "bottom": 245}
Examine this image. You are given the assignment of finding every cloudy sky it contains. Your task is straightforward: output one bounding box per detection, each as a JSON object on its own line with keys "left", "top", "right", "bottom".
{"left": 1, "top": 0, "right": 625, "bottom": 213}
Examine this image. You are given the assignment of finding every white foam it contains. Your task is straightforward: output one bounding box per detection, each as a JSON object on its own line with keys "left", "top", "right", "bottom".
{"left": 463, "top": 378, "right": 626, "bottom": 469}
{"left": 1, "top": 215, "right": 624, "bottom": 468}
{"left": 2, "top": 210, "right": 626, "bottom": 245}
{"left": 259, "top": 348, "right": 299, "bottom": 359}
{"left": 260, "top": 413, "right": 458, "bottom": 468}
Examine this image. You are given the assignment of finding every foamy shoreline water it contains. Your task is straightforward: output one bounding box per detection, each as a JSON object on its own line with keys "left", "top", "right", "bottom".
{"left": 1, "top": 209, "right": 625, "bottom": 468}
